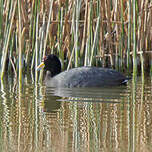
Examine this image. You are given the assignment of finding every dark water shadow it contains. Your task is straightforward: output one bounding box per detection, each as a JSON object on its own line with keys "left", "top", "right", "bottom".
{"left": 43, "top": 95, "right": 61, "bottom": 112}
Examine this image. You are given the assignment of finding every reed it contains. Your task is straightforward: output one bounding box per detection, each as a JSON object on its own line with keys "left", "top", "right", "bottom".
{"left": 127, "top": 0, "right": 131, "bottom": 71}
{"left": 18, "top": 0, "right": 22, "bottom": 86}
{"left": 132, "top": 0, "right": 137, "bottom": 76}
{"left": 75, "top": 0, "right": 81, "bottom": 67}
{"left": 0, "top": 0, "right": 152, "bottom": 80}
{"left": 0, "top": 0, "right": 3, "bottom": 49}
{"left": 1, "top": 0, "right": 17, "bottom": 80}
{"left": 84, "top": 1, "right": 92, "bottom": 66}
{"left": 58, "top": 7, "right": 64, "bottom": 69}
{"left": 89, "top": 16, "right": 100, "bottom": 66}
{"left": 31, "top": 0, "right": 39, "bottom": 70}
{"left": 39, "top": 0, "right": 53, "bottom": 81}
{"left": 120, "top": 0, "right": 124, "bottom": 70}
{"left": 35, "top": 13, "right": 39, "bottom": 82}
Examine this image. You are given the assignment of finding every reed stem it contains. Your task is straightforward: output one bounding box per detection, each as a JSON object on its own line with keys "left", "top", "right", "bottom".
{"left": 127, "top": 0, "right": 131, "bottom": 71}
{"left": 1, "top": 0, "right": 17, "bottom": 80}
{"left": 18, "top": 0, "right": 22, "bottom": 87}
{"left": 120, "top": 0, "right": 124, "bottom": 70}
{"left": 35, "top": 13, "right": 39, "bottom": 83}
{"left": 75, "top": 0, "right": 81, "bottom": 67}
{"left": 39, "top": 0, "right": 53, "bottom": 81}
{"left": 58, "top": 7, "right": 64, "bottom": 69}
{"left": 132, "top": 0, "right": 137, "bottom": 75}
{"left": 89, "top": 17, "right": 100, "bottom": 66}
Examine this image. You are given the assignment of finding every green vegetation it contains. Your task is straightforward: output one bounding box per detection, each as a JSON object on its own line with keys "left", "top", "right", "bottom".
{"left": 0, "top": 0, "right": 152, "bottom": 82}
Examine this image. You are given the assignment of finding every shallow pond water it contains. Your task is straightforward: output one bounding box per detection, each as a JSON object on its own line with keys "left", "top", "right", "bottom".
{"left": 0, "top": 76, "right": 152, "bottom": 152}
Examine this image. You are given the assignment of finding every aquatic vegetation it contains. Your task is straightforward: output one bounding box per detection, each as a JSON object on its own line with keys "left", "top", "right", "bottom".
{"left": 0, "top": 0, "right": 152, "bottom": 82}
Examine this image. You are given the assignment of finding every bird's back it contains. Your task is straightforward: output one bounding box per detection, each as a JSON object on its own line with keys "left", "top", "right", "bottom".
{"left": 45, "top": 67, "right": 128, "bottom": 88}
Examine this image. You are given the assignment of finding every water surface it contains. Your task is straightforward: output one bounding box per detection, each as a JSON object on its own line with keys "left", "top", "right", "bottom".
{"left": 0, "top": 76, "right": 152, "bottom": 152}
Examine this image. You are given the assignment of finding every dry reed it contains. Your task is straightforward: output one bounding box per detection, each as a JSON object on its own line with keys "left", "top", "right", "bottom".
{"left": 0, "top": 0, "right": 152, "bottom": 81}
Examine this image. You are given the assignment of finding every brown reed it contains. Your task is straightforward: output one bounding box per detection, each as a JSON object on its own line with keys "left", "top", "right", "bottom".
{"left": 0, "top": 0, "right": 152, "bottom": 81}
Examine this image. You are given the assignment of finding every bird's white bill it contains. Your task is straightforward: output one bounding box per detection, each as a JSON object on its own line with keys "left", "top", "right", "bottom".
{"left": 36, "top": 62, "right": 45, "bottom": 71}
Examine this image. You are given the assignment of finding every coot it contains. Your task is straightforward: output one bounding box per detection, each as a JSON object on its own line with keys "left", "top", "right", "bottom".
{"left": 37, "top": 54, "right": 130, "bottom": 88}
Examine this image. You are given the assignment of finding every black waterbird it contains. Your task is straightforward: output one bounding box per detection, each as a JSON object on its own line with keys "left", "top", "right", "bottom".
{"left": 37, "top": 54, "right": 130, "bottom": 88}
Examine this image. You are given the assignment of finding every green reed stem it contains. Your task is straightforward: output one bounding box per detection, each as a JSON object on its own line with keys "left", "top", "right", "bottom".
{"left": 127, "top": 0, "right": 131, "bottom": 71}
{"left": 8, "top": 32, "right": 15, "bottom": 73}
{"left": 30, "top": 0, "right": 37, "bottom": 55}
{"left": 1, "top": 0, "right": 17, "bottom": 80}
{"left": 39, "top": 13, "right": 45, "bottom": 66}
{"left": 84, "top": 3, "right": 91, "bottom": 66}
{"left": 0, "top": 0, "right": 3, "bottom": 51}
{"left": 140, "top": 52, "right": 144, "bottom": 79}
{"left": 120, "top": 0, "right": 124, "bottom": 70}
{"left": 18, "top": 0, "right": 22, "bottom": 85}
{"left": 89, "top": 17, "right": 100, "bottom": 66}
{"left": 132, "top": 0, "right": 137, "bottom": 75}
{"left": 35, "top": 13, "right": 39, "bottom": 82}
{"left": 71, "top": 4, "right": 75, "bottom": 58}
{"left": 96, "top": 0, "right": 100, "bottom": 55}
{"left": 75, "top": 0, "right": 81, "bottom": 67}
{"left": 58, "top": 7, "right": 64, "bottom": 69}
{"left": 67, "top": 40, "right": 77, "bottom": 71}
{"left": 31, "top": 0, "right": 39, "bottom": 70}
{"left": 3, "top": 0, "right": 11, "bottom": 48}
{"left": 89, "top": 0, "right": 93, "bottom": 61}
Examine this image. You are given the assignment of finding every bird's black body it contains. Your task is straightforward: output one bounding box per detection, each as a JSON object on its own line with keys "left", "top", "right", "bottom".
{"left": 39, "top": 54, "right": 129, "bottom": 88}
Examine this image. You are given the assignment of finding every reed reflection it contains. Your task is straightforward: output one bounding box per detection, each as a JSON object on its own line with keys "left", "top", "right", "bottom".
{"left": 0, "top": 76, "right": 151, "bottom": 152}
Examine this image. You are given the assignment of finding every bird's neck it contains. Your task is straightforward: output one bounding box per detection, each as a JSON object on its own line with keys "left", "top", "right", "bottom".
{"left": 47, "top": 69, "right": 61, "bottom": 77}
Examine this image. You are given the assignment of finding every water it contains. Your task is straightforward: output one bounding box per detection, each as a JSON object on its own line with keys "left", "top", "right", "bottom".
{"left": 0, "top": 76, "right": 152, "bottom": 152}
